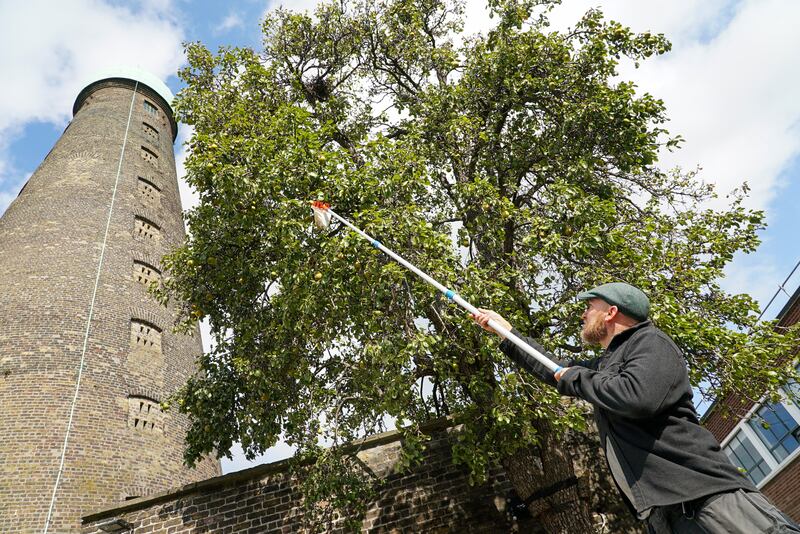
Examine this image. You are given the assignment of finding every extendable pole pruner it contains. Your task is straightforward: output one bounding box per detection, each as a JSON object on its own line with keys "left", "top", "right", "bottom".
{"left": 310, "top": 201, "right": 562, "bottom": 374}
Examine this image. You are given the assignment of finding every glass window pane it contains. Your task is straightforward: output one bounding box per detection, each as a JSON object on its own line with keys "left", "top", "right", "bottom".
{"left": 723, "top": 432, "right": 771, "bottom": 485}
{"left": 748, "top": 403, "right": 800, "bottom": 463}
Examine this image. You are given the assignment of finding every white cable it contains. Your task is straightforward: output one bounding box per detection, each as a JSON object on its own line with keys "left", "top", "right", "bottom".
{"left": 43, "top": 81, "right": 139, "bottom": 533}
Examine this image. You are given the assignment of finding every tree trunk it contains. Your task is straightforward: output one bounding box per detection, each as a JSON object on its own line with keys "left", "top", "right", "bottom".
{"left": 501, "top": 418, "right": 595, "bottom": 533}
{"left": 500, "top": 408, "right": 646, "bottom": 534}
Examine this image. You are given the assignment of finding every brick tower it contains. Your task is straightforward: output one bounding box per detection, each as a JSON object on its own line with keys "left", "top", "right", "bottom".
{"left": 0, "top": 69, "right": 221, "bottom": 532}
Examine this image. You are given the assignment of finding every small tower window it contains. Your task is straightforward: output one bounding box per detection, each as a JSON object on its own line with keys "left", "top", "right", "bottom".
{"left": 137, "top": 176, "right": 161, "bottom": 208}
{"left": 133, "top": 260, "right": 162, "bottom": 287}
{"left": 143, "top": 100, "right": 158, "bottom": 117}
{"left": 134, "top": 216, "right": 161, "bottom": 241}
{"left": 143, "top": 122, "right": 159, "bottom": 143}
{"left": 140, "top": 146, "right": 158, "bottom": 168}
{"left": 127, "top": 395, "right": 162, "bottom": 433}
{"left": 130, "top": 320, "right": 162, "bottom": 354}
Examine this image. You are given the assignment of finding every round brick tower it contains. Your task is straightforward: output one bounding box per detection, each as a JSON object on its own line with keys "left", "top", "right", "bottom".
{"left": 0, "top": 68, "right": 221, "bottom": 532}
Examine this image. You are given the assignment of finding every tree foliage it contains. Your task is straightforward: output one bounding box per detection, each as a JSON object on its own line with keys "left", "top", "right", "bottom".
{"left": 158, "top": 0, "right": 800, "bottom": 527}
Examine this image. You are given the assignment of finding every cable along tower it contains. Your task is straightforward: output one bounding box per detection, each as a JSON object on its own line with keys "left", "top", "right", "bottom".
{"left": 0, "top": 68, "right": 220, "bottom": 532}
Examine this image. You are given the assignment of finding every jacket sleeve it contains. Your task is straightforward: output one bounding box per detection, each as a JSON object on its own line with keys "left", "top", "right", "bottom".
{"left": 555, "top": 331, "right": 685, "bottom": 419}
{"left": 499, "top": 329, "right": 598, "bottom": 388}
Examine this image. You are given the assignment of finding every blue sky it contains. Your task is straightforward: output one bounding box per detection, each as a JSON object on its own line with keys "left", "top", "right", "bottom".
{"left": 2, "top": 0, "right": 800, "bottom": 472}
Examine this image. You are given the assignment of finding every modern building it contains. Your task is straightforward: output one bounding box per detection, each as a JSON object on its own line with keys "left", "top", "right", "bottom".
{"left": 703, "top": 283, "right": 800, "bottom": 522}
{"left": 0, "top": 69, "right": 220, "bottom": 532}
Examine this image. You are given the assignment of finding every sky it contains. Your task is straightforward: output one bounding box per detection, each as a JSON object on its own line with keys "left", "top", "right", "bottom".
{"left": 1, "top": 0, "right": 799, "bottom": 473}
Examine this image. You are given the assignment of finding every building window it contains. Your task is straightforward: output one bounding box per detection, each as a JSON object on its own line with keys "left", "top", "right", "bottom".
{"left": 748, "top": 403, "right": 800, "bottom": 463}
{"left": 137, "top": 176, "right": 161, "bottom": 208}
{"left": 143, "top": 122, "right": 159, "bottom": 143}
{"left": 130, "top": 320, "right": 162, "bottom": 354}
{"left": 134, "top": 216, "right": 160, "bottom": 241}
{"left": 143, "top": 100, "right": 158, "bottom": 117}
{"left": 133, "top": 260, "right": 161, "bottom": 288}
{"left": 140, "top": 146, "right": 158, "bottom": 168}
{"left": 720, "top": 362, "right": 800, "bottom": 488}
{"left": 127, "top": 395, "right": 162, "bottom": 433}
{"left": 723, "top": 431, "right": 772, "bottom": 485}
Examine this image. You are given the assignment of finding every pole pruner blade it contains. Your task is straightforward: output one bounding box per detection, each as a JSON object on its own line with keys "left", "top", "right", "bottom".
{"left": 311, "top": 200, "right": 332, "bottom": 229}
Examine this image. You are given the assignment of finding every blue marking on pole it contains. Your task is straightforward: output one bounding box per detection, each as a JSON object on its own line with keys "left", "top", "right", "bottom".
{"left": 371, "top": 239, "right": 381, "bottom": 248}
{"left": 554, "top": 366, "right": 563, "bottom": 373}
{"left": 445, "top": 290, "right": 455, "bottom": 300}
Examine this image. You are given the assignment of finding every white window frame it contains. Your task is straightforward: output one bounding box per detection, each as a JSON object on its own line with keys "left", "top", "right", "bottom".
{"left": 719, "top": 386, "right": 800, "bottom": 489}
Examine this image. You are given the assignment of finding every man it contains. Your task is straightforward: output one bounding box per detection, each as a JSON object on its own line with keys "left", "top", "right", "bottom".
{"left": 472, "top": 282, "right": 799, "bottom": 533}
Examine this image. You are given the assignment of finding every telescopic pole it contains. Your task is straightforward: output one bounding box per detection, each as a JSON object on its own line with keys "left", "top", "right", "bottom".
{"left": 323, "top": 206, "right": 562, "bottom": 374}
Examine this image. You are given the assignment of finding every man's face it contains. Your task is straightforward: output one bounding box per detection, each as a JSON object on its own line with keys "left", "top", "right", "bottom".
{"left": 581, "top": 298, "right": 610, "bottom": 345}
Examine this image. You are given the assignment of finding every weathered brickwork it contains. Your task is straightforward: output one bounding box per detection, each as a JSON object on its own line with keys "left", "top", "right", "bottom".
{"left": 0, "top": 77, "right": 220, "bottom": 532}
{"left": 703, "top": 392, "right": 749, "bottom": 443}
{"left": 82, "top": 426, "right": 529, "bottom": 534}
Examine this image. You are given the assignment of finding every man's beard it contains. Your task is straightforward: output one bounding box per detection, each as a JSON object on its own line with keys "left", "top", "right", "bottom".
{"left": 581, "top": 314, "right": 607, "bottom": 345}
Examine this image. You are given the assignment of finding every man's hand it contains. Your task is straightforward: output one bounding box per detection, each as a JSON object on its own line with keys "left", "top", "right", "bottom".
{"left": 554, "top": 367, "right": 570, "bottom": 381}
{"left": 470, "top": 308, "right": 512, "bottom": 339}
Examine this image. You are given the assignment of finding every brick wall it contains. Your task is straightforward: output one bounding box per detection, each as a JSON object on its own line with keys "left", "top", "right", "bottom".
{"left": 703, "top": 392, "right": 753, "bottom": 444}
{"left": 81, "top": 414, "right": 646, "bottom": 534}
{"left": 0, "top": 77, "right": 219, "bottom": 532}
{"left": 82, "top": 425, "right": 526, "bottom": 534}
{"left": 762, "top": 457, "right": 800, "bottom": 522}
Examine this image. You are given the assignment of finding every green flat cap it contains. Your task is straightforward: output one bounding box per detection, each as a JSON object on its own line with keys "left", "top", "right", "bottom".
{"left": 577, "top": 282, "right": 649, "bottom": 321}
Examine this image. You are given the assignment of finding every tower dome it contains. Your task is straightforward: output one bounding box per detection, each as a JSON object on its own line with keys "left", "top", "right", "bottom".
{"left": 0, "top": 69, "right": 220, "bottom": 532}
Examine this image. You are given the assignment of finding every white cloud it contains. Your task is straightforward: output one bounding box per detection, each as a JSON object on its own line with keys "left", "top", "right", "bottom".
{"left": 542, "top": 0, "right": 800, "bottom": 308}
{"left": 0, "top": 134, "right": 19, "bottom": 214}
{"left": 465, "top": 0, "right": 800, "bottom": 212}
{"left": 467, "top": 0, "right": 800, "bottom": 306}
{"left": 548, "top": 0, "right": 800, "bottom": 212}
{"left": 215, "top": 12, "right": 244, "bottom": 33}
{"left": 632, "top": 2, "right": 800, "bottom": 209}
{"left": 265, "top": 0, "right": 320, "bottom": 18}
{"left": 221, "top": 441, "right": 296, "bottom": 474}
{"left": 720, "top": 254, "right": 783, "bottom": 313}
{"left": 0, "top": 0, "right": 185, "bottom": 212}
{"left": 175, "top": 123, "right": 201, "bottom": 213}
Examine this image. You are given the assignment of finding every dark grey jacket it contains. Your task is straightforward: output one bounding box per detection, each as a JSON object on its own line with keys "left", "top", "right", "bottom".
{"left": 499, "top": 321, "right": 755, "bottom": 516}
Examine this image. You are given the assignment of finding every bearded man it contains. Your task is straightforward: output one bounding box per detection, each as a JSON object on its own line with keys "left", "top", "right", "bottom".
{"left": 472, "top": 282, "right": 799, "bottom": 534}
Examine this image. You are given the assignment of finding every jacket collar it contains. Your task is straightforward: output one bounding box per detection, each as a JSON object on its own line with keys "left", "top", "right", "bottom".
{"left": 607, "top": 320, "right": 652, "bottom": 352}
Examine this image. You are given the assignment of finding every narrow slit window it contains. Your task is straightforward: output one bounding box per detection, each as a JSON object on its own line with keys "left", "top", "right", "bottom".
{"left": 140, "top": 146, "right": 158, "bottom": 168}
{"left": 143, "top": 122, "right": 159, "bottom": 143}
{"left": 133, "top": 260, "right": 162, "bottom": 287}
{"left": 130, "top": 320, "right": 162, "bottom": 353}
{"left": 137, "top": 176, "right": 161, "bottom": 208}
{"left": 133, "top": 216, "right": 160, "bottom": 241}
{"left": 143, "top": 100, "right": 158, "bottom": 117}
{"left": 127, "top": 395, "right": 162, "bottom": 433}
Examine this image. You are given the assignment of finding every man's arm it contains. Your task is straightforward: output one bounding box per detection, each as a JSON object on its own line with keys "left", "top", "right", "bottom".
{"left": 556, "top": 332, "right": 685, "bottom": 419}
{"left": 471, "top": 309, "right": 597, "bottom": 387}
{"left": 499, "top": 329, "right": 577, "bottom": 386}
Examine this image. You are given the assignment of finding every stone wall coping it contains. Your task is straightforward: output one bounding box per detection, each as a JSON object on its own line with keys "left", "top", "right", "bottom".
{"left": 81, "top": 416, "right": 454, "bottom": 524}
